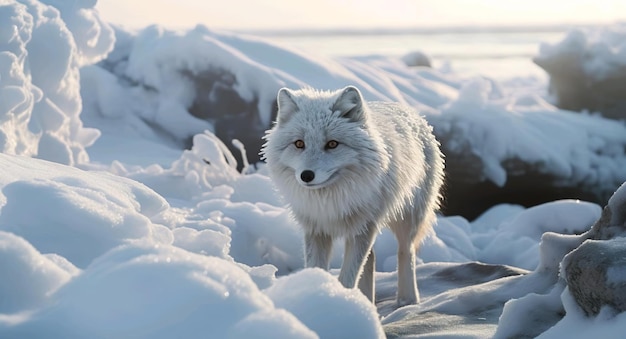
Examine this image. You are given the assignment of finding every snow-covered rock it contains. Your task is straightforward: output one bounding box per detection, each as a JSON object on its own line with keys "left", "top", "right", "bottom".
{"left": 534, "top": 23, "right": 626, "bottom": 120}
{"left": 560, "top": 181, "right": 626, "bottom": 316}
{"left": 401, "top": 50, "right": 432, "bottom": 67}
{"left": 85, "top": 24, "right": 626, "bottom": 218}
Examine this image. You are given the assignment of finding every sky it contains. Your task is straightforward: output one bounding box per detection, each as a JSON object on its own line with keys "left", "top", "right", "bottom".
{"left": 95, "top": 0, "right": 626, "bottom": 31}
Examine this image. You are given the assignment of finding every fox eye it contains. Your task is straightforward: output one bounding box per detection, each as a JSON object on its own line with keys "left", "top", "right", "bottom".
{"left": 294, "top": 140, "right": 305, "bottom": 149}
{"left": 325, "top": 140, "right": 339, "bottom": 149}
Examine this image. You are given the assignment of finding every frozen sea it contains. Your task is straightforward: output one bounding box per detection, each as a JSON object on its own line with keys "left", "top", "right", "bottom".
{"left": 249, "top": 26, "right": 569, "bottom": 80}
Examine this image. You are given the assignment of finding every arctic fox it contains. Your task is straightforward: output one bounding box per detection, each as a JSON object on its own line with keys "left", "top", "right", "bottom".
{"left": 261, "top": 86, "right": 445, "bottom": 305}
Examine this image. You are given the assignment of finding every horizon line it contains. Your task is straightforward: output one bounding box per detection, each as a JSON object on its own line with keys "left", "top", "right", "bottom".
{"left": 233, "top": 21, "right": 622, "bottom": 36}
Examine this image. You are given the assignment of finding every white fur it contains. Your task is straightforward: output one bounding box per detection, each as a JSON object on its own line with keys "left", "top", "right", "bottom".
{"left": 261, "top": 86, "right": 445, "bottom": 305}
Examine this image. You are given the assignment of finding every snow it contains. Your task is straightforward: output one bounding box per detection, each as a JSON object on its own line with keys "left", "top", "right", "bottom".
{"left": 83, "top": 23, "right": 626, "bottom": 191}
{"left": 536, "top": 289, "right": 626, "bottom": 339}
{"left": 266, "top": 268, "right": 385, "bottom": 339}
{"left": 473, "top": 200, "right": 601, "bottom": 270}
{"left": 430, "top": 77, "right": 626, "bottom": 187}
{"left": 536, "top": 23, "right": 626, "bottom": 81}
{"left": 1, "top": 0, "right": 626, "bottom": 337}
{"left": 0, "top": 0, "right": 112, "bottom": 165}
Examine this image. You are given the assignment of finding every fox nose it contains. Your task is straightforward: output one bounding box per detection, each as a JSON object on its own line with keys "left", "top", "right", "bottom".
{"left": 300, "top": 170, "right": 315, "bottom": 183}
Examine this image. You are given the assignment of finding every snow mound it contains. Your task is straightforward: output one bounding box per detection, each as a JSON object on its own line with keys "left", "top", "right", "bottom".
{"left": 473, "top": 200, "right": 601, "bottom": 270}
{"left": 0, "top": 231, "right": 72, "bottom": 314}
{"left": 0, "top": 153, "right": 169, "bottom": 268}
{"left": 266, "top": 268, "right": 385, "bottom": 339}
{"left": 0, "top": 0, "right": 113, "bottom": 164}
{"left": 6, "top": 241, "right": 315, "bottom": 339}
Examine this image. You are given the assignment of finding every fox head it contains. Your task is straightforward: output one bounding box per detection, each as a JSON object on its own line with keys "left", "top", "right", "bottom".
{"left": 261, "top": 86, "right": 383, "bottom": 190}
{"left": 276, "top": 86, "right": 365, "bottom": 126}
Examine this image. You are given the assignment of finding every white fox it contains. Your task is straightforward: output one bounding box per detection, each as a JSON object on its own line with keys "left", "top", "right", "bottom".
{"left": 261, "top": 86, "right": 445, "bottom": 305}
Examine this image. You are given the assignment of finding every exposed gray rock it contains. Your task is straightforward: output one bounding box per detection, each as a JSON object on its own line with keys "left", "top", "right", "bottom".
{"left": 401, "top": 51, "right": 432, "bottom": 68}
{"left": 564, "top": 238, "right": 626, "bottom": 316}
{"left": 564, "top": 182, "right": 626, "bottom": 316}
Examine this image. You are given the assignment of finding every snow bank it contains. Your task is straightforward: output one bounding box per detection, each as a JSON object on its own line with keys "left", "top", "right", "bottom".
{"left": 6, "top": 241, "right": 316, "bottom": 339}
{"left": 0, "top": 153, "right": 386, "bottom": 338}
{"left": 430, "top": 77, "right": 626, "bottom": 189}
{"left": 85, "top": 23, "right": 626, "bottom": 218}
{"left": 82, "top": 24, "right": 436, "bottom": 163}
{"left": 0, "top": 0, "right": 113, "bottom": 165}
{"left": 534, "top": 23, "right": 626, "bottom": 120}
{"left": 0, "top": 153, "right": 169, "bottom": 268}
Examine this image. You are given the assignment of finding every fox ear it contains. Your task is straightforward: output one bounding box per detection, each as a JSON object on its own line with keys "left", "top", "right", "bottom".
{"left": 276, "top": 88, "right": 298, "bottom": 125}
{"left": 333, "top": 86, "right": 364, "bottom": 122}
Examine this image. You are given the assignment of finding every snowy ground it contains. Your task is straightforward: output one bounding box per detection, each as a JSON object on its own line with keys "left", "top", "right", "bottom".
{"left": 1, "top": 1, "right": 626, "bottom": 338}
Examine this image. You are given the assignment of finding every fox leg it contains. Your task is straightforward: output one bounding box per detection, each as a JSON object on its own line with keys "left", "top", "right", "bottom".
{"left": 338, "top": 225, "right": 377, "bottom": 292}
{"left": 391, "top": 218, "right": 419, "bottom": 306}
{"left": 304, "top": 232, "right": 333, "bottom": 270}
{"left": 357, "top": 249, "right": 376, "bottom": 303}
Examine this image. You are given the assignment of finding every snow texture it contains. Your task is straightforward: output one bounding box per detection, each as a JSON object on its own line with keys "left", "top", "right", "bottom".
{"left": 1, "top": 1, "right": 626, "bottom": 338}
{"left": 0, "top": 0, "right": 113, "bottom": 165}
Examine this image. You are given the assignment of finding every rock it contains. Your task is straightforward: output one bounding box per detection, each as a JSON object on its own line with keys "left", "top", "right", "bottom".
{"left": 186, "top": 68, "right": 270, "bottom": 167}
{"left": 563, "top": 238, "right": 626, "bottom": 316}
{"left": 438, "top": 151, "right": 602, "bottom": 220}
{"left": 563, "top": 182, "right": 626, "bottom": 316}
{"left": 401, "top": 51, "right": 432, "bottom": 68}
{"left": 534, "top": 57, "right": 626, "bottom": 121}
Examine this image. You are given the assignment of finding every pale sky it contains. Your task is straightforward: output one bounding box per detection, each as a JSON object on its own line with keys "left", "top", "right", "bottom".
{"left": 96, "top": 0, "right": 626, "bottom": 31}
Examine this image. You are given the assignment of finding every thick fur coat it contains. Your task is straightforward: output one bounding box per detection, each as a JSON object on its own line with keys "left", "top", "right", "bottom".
{"left": 261, "top": 86, "right": 445, "bottom": 305}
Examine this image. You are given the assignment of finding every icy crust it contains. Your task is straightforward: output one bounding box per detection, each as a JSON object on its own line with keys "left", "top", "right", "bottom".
{"left": 0, "top": 0, "right": 113, "bottom": 165}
